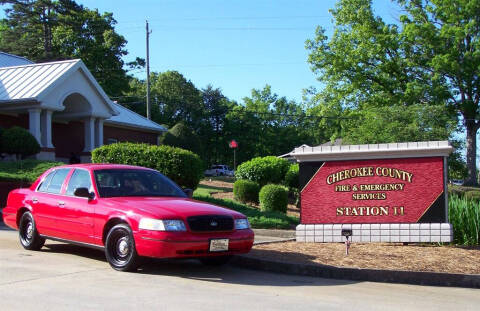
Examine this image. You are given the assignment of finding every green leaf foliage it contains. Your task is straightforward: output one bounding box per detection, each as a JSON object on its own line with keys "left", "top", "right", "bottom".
{"left": 233, "top": 179, "right": 260, "bottom": 204}
{"left": 161, "top": 122, "right": 202, "bottom": 156}
{"left": 284, "top": 163, "right": 299, "bottom": 189}
{"left": 259, "top": 184, "right": 288, "bottom": 214}
{"left": 235, "top": 156, "right": 291, "bottom": 186}
{"left": 449, "top": 195, "right": 480, "bottom": 245}
{"left": 0, "top": 160, "right": 64, "bottom": 182}
{"left": 0, "top": 0, "right": 130, "bottom": 96}
{"left": 1, "top": 126, "right": 40, "bottom": 159}
{"left": 91, "top": 142, "right": 204, "bottom": 189}
{"left": 193, "top": 193, "right": 298, "bottom": 229}
{"left": 306, "top": 0, "right": 476, "bottom": 184}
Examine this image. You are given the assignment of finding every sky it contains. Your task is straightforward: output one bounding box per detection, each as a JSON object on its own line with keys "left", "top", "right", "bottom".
{"left": 74, "top": 0, "right": 401, "bottom": 104}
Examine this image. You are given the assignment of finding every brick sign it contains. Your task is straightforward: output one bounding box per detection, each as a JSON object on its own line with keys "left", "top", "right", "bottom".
{"left": 301, "top": 157, "right": 444, "bottom": 224}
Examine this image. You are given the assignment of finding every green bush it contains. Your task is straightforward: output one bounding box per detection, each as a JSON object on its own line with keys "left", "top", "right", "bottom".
{"left": 235, "top": 156, "right": 290, "bottom": 186}
{"left": 0, "top": 160, "right": 64, "bottom": 182}
{"left": 161, "top": 122, "right": 202, "bottom": 156}
{"left": 449, "top": 195, "right": 480, "bottom": 245}
{"left": 233, "top": 179, "right": 260, "bottom": 204}
{"left": 92, "top": 142, "right": 204, "bottom": 189}
{"left": 259, "top": 184, "right": 288, "bottom": 213}
{"left": 193, "top": 193, "right": 298, "bottom": 229}
{"left": 1, "top": 126, "right": 40, "bottom": 159}
{"left": 284, "top": 163, "right": 299, "bottom": 189}
{"left": 464, "top": 191, "right": 480, "bottom": 202}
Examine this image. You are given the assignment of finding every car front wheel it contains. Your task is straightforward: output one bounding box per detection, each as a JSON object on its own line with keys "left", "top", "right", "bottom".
{"left": 105, "top": 223, "right": 140, "bottom": 272}
{"left": 19, "top": 211, "right": 45, "bottom": 251}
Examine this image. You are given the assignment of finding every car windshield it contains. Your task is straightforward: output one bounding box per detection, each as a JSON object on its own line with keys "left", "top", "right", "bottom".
{"left": 93, "top": 169, "right": 187, "bottom": 198}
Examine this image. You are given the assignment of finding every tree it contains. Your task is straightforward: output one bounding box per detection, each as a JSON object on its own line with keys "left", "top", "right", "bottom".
{"left": 149, "top": 71, "right": 203, "bottom": 129}
{"left": 306, "top": 0, "right": 472, "bottom": 182}
{"left": 161, "top": 122, "right": 202, "bottom": 156}
{"left": 0, "top": 0, "right": 130, "bottom": 96}
{"left": 398, "top": 0, "right": 480, "bottom": 185}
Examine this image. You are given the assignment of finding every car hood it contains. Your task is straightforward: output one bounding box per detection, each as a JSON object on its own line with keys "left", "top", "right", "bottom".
{"left": 104, "top": 197, "right": 244, "bottom": 219}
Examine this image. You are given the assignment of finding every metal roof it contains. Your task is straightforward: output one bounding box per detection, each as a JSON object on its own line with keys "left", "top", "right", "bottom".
{"left": 105, "top": 102, "right": 166, "bottom": 133}
{"left": 0, "top": 52, "right": 34, "bottom": 68}
{"left": 290, "top": 141, "right": 453, "bottom": 162}
{"left": 0, "top": 59, "right": 78, "bottom": 101}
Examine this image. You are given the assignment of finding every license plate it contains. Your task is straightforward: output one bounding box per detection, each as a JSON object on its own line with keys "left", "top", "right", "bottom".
{"left": 209, "top": 239, "right": 229, "bottom": 252}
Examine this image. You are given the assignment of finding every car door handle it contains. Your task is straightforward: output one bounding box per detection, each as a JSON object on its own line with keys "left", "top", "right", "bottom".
{"left": 58, "top": 201, "right": 65, "bottom": 207}
{"left": 32, "top": 198, "right": 38, "bottom": 204}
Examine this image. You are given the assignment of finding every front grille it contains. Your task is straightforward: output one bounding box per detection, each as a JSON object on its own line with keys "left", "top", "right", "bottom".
{"left": 187, "top": 215, "right": 234, "bottom": 232}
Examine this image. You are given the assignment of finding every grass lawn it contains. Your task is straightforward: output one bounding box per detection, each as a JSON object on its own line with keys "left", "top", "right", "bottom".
{"left": 0, "top": 160, "right": 64, "bottom": 182}
{"left": 194, "top": 182, "right": 299, "bottom": 229}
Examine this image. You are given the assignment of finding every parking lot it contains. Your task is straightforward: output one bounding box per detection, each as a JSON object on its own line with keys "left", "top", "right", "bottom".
{"left": 1, "top": 225, "right": 479, "bottom": 311}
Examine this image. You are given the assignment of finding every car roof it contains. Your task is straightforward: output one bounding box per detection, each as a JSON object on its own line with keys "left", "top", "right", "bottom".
{"left": 54, "top": 163, "right": 154, "bottom": 171}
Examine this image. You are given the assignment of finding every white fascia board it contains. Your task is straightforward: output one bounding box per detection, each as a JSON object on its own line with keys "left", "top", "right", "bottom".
{"left": 104, "top": 120, "right": 166, "bottom": 134}
{"left": 291, "top": 141, "right": 453, "bottom": 162}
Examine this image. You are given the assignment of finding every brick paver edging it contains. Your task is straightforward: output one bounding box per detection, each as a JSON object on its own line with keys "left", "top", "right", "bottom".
{"left": 231, "top": 255, "right": 480, "bottom": 289}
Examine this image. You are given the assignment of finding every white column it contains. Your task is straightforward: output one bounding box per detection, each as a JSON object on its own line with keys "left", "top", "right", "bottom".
{"left": 40, "top": 110, "right": 54, "bottom": 148}
{"left": 28, "top": 108, "right": 41, "bottom": 145}
{"left": 83, "top": 117, "right": 95, "bottom": 152}
{"left": 94, "top": 119, "right": 104, "bottom": 148}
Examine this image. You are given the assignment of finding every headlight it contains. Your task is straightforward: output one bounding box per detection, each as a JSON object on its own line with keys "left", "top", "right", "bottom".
{"left": 234, "top": 218, "right": 250, "bottom": 230}
{"left": 139, "top": 218, "right": 186, "bottom": 231}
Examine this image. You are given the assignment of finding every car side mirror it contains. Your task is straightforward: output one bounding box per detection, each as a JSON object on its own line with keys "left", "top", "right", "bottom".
{"left": 183, "top": 188, "right": 193, "bottom": 198}
{"left": 74, "top": 187, "right": 95, "bottom": 200}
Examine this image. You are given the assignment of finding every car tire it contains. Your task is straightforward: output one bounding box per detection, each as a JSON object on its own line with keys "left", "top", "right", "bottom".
{"left": 199, "top": 255, "right": 232, "bottom": 266}
{"left": 105, "top": 223, "right": 140, "bottom": 272}
{"left": 19, "top": 211, "right": 45, "bottom": 251}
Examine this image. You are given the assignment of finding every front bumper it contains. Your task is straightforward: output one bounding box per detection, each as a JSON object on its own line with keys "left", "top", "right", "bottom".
{"left": 134, "top": 229, "right": 254, "bottom": 259}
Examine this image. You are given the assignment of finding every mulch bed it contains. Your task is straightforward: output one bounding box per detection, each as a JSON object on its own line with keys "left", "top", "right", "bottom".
{"left": 250, "top": 242, "right": 480, "bottom": 275}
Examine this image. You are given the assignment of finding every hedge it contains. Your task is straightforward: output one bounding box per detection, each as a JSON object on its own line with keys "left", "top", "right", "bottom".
{"left": 91, "top": 142, "right": 204, "bottom": 189}
{"left": 235, "top": 156, "right": 290, "bottom": 186}
{"left": 284, "top": 163, "right": 299, "bottom": 189}
{"left": 0, "top": 160, "right": 64, "bottom": 183}
{"left": 259, "top": 184, "right": 288, "bottom": 213}
{"left": 233, "top": 179, "right": 260, "bottom": 204}
{"left": 1, "top": 126, "right": 40, "bottom": 159}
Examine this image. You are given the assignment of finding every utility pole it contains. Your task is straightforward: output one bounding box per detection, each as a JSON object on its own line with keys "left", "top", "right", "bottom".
{"left": 146, "top": 20, "right": 152, "bottom": 120}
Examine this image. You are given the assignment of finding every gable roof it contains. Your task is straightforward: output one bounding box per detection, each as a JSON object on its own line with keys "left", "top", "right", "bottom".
{"left": 0, "top": 59, "right": 118, "bottom": 115}
{"left": 0, "top": 52, "right": 34, "bottom": 67}
{"left": 105, "top": 102, "right": 166, "bottom": 133}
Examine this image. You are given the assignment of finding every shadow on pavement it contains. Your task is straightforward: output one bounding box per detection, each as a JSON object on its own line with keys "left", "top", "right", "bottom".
{"left": 40, "top": 242, "right": 357, "bottom": 287}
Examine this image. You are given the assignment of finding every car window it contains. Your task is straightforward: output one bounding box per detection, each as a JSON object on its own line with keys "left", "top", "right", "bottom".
{"left": 45, "top": 169, "right": 70, "bottom": 194}
{"left": 94, "top": 169, "right": 187, "bottom": 198}
{"left": 66, "top": 169, "right": 92, "bottom": 196}
{"left": 37, "top": 171, "right": 56, "bottom": 192}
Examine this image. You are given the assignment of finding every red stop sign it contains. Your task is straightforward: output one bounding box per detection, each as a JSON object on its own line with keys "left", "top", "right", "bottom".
{"left": 229, "top": 140, "right": 238, "bottom": 148}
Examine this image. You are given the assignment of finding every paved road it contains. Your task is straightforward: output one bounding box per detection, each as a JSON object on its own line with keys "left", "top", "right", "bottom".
{"left": 0, "top": 226, "right": 479, "bottom": 311}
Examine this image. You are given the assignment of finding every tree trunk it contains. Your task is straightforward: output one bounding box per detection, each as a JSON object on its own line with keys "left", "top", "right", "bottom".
{"left": 464, "top": 119, "right": 479, "bottom": 186}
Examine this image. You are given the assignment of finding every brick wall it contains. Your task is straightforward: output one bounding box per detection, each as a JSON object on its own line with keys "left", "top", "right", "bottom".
{"left": 103, "top": 125, "right": 158, "bottom": 145}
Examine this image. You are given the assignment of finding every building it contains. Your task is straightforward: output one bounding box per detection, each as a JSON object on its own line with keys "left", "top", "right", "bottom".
{"left": 0, "top": 52, "right": 165, "bottom": 162}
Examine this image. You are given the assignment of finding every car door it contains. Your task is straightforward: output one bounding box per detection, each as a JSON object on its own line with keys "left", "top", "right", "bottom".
{"left": 59, "top": 169, "right": 96, "bottom": 244}
{"left": 33, "top": 168, "right": 71, "bottom": 237}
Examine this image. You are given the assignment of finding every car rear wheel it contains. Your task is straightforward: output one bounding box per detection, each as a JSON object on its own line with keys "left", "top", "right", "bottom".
{"left": 19, "top": 211, "right": 45, "bottom": 251}
{"left": 105, "top": 223, "right": 140, "bottom": 272}
{"left": 199, "top": 255, "right": 232, "bottom": 266}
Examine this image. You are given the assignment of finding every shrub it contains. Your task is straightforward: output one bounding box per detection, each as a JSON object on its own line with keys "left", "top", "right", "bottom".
{"left": 193, "top": 194, "right": 299, "bottom": 229}
{"left": 161, "top": 122, "right": 202, "bottom": 156}
{"left": 1, "top": 126, "right": 40, "bottom": 159}
{"left": 449, "top": 195, "right": 480, "bottom": 245}
{"left": 0, "top": 160, "right": 64, "bottom": 182}
{"left": 259, "top": 184, "right": 288, "bottom": 213}
{"left": 235, "top": 156, "right": 290, "bottom": 186}
{"left": 92, "top": 142, "right": 204, "bottom": 189}
{"left": 464, "top": 191, "right": 480, "bottom": 202}
{"left": 233, "top": 179, "right": 260, "bottom": 204}
{"left": 284, "top": 163, "right": 299, "bottom": 189}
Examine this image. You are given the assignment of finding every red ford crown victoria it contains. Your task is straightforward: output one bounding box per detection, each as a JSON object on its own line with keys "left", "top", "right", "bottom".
{"left": 2, "top": 164, "right": 254, "bottom": 271}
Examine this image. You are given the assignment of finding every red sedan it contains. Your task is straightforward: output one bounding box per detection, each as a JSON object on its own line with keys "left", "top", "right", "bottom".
{"left": 2, "top": 164, "right": 254, "bottom": 271}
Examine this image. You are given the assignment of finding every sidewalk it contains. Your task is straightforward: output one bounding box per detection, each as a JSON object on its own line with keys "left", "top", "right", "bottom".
{"left": 243, "top": 229, "right": 480, "bottom": 289}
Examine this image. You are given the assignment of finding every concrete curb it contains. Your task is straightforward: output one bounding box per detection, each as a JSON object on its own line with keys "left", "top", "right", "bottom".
{"left": 231, "top": 255, "right": 480, "bottom": 289}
